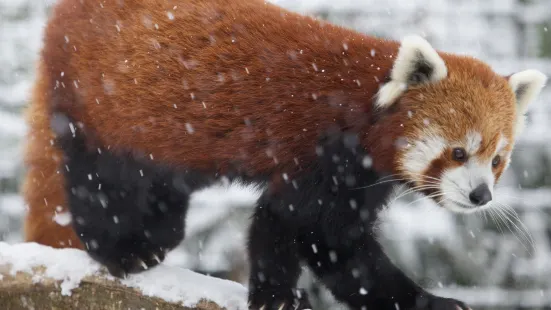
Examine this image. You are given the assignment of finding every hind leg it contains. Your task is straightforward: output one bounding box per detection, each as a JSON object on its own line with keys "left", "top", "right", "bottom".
{"left": 54, "top": 114, "right": 197, "bottom": 277}
{"left": 69, "top": 170, "right": 189, "bottom": 278}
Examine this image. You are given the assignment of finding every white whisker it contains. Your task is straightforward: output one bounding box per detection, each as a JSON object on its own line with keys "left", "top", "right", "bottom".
{"left": 490, "top": 203, "right": 534, "bottom": 254}
{"left": 401, "top": 191, "right": 448, "bottom": 208}
{"left": 388, "top": 185, "right": 442, "bottom": 205}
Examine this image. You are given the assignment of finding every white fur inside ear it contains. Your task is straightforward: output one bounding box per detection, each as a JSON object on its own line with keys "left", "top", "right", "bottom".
{"left": 375, "top": 35, "right": 447, "bottom": 109}
{"left": 509, "top": 69, "right": 547, "bottom": 136}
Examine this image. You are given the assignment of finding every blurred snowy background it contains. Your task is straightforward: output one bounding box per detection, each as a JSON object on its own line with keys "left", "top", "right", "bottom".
{"left": 1, "top": 0, "right": 551, "bottom": 309}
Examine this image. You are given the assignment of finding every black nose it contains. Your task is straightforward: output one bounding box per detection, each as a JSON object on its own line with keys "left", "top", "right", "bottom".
{"left": 469, "top": 183, "right": 492, "bottom": 206}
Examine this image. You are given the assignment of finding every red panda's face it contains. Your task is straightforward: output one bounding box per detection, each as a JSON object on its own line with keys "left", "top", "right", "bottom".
{"left": 373, "top": 36, "right": 547, "bottom": 213}
{"left": 395, "top": 79, "right": 515, "bottom": 213}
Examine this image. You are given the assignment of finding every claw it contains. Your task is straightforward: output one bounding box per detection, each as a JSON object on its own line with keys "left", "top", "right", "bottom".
{"left": 137, "top": 259, "right": 148, "bottom": 270}
{"left": 152, "top": 253, "right": 161, "bottom": 264}
{"left": 277, "top": 303, "right": 285, "bottom": 310}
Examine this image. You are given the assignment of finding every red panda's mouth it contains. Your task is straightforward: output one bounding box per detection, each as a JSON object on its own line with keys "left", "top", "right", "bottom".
{"left": 418, "top": 186, "right": 478, "bottom": 212}
{"left": 442, "top": 199, "right": 484, "bottom": 214}
{"left": 449, "top": 200, "right": 474, "bottom": 210}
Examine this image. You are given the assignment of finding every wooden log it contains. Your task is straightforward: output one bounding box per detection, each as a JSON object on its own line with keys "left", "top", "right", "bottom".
{"left": 0, "top": 242, "right": 247, "bottom": 310}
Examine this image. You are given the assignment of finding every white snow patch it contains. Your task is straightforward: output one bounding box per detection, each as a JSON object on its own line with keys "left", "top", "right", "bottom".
{"left": 185, "top": 180, "right": 264, "bottom": 235}
{"left": 0, "top": 242, "right": 102, "bottom": 296}
{"left": 433, "top": 287, "right": 551, "bottom": 308}
{"left": 0, "top": 242, "right": 248, "bottom": 309}
{"left": 52, "top": 211, "right": 72, "bottom": 226}
{"left": 121, "top": 265, "right": 247, "bottom": 309}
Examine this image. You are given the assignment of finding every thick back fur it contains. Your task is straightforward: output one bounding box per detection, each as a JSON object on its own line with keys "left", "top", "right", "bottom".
{"left": 37, "top": 0, "right": 400, "bottom": 175}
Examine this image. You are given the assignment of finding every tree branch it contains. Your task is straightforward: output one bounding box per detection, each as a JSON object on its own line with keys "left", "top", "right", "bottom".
{"left": 0, "top": 242, "right": 247, "bottom": 310}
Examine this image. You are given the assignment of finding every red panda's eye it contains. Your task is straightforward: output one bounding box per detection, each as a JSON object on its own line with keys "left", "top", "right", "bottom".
{"left": 452, "top": 148, "right": 467, "bottom": 162}
{"left": 492, "top": 155, "right": 501, "bottom": 167}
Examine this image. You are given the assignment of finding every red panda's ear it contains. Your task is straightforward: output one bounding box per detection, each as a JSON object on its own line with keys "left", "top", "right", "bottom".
{"left": 375, "top": 35, "right": 447, "bottom": 110}
{"left": 508, "top": 69, "right": 547, "bottom": 136}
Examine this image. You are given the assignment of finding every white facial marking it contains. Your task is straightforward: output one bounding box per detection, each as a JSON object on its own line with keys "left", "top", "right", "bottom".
{"left": 438, "top": 133, "right": 513, "bottom": 213}
{"left": 465, "top": 131, "right": 482, "bottom": 154}
{"left": 440, "top": 158, "right": 495, "bottom": 213}
{"left": 495, "top": 135, "right": 512, "bottom": 170}
{"left": 402, "top": 132, "right": 447, "bottom": 182}
{"left": 375, "top": 35, "right": 448, "bottom": 109}
{"left": 403, "top": 131, "right": 514, "bottom": 214}
{"left": 405, "top": 132, "right": 512, "bottom": 213}
{"left": 496, "top": 135, "right": 508, "bottom": 153}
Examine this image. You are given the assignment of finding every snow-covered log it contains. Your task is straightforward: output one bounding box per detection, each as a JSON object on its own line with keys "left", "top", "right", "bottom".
{"left": 0, "top": 242, "right": 247, "bottom": 310}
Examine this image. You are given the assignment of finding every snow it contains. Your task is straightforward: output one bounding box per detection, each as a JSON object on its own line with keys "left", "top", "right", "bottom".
{"left": 433, "top": 287, "right": 551, "bottom": 308}
{"left": 52, "top": 211, "right": 72, "bottom": 226}
{"left": 0, "top": 242, "right": 248, "bottom": 309}
{"left": 0, "top": 242, "right": 102, "bottom": 296}
{"left": 122, "top": 265, "right": 246, "bottom": 309}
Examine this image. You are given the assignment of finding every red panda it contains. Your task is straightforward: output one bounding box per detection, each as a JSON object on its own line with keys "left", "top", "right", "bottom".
{"left": 22, "top": 0, "right": 547, "bottom": 309}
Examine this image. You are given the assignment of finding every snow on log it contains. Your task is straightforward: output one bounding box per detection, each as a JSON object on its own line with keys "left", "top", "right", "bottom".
{"left": 0, "top": 242, "right": 247, "bottom": 310}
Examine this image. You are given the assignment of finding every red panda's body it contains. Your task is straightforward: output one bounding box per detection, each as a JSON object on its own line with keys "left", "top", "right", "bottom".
{"left": 24, "top": 0, "right": 546, "bottom": 309}
{"left": 26, "top": 0, "right": 403, "bottom": 248}
{"left": 35, "top": 0, "right": 399, "bottom": 174}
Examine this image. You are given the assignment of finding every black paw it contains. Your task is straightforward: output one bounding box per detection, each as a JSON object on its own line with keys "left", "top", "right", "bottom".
{"left": 88, "top": 237, "right": 170, "bottom": 278}
{"left": 249, "top": 289, "right": 312, "bottom": 310}
{"left": 414, "top": 295, "right": 472, "bottom": 310}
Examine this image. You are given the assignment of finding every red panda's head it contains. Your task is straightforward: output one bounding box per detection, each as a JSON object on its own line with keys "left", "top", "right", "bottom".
{"left": 369, "top": 35, "right": 547, "bottom": 213}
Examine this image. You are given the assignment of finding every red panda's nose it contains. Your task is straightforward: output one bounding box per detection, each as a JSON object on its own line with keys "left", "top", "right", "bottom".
{"left": 469, "top": 183, "right": 492, "bottom": 206}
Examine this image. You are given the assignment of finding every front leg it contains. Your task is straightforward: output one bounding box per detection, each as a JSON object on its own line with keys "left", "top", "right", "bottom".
{"left": 300, "top": 234, "right": 470, "bottom": 310}
{"left": 297, "top": 130, "right": 471, "bottom": 309}
{"left": 247, "top": 196, "right": 312, "bottom": 310}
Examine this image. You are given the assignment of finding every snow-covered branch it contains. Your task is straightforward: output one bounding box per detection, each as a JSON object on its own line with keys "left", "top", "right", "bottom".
{"left": 0, "top": 242, "right": 247, "bottom": 310}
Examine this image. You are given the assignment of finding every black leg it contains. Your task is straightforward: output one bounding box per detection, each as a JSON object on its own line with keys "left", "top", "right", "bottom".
{"left": 71, "top": 168, "right": 189, "bottom": 278}
{"left": 299, "top": 232, "right": 415, "bottom": 309}
{"left": 52, "top": 113, "right": 205, "bottom": 277}
{"left": 247, "top": 196, "right": 312, "bottom": 310}
{"left": 300, "top": 234, "right": 470, "bottom": 310}
{"left": 292, "top": 129, "right": 470, "bottom": 310}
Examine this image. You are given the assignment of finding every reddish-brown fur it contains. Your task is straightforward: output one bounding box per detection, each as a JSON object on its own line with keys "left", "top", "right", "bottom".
{"left": 23, "top": 0, "right": 517, "bottom": 247}
{"left": 23, "top": 61, "right": 83, "bottom": 248}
